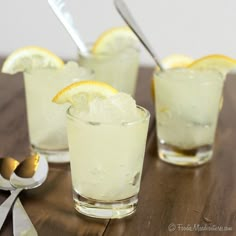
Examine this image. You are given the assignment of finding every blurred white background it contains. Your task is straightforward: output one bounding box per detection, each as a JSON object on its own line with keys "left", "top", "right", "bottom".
{"left": 0, "top": 0, "right": 235, "bottom": 66}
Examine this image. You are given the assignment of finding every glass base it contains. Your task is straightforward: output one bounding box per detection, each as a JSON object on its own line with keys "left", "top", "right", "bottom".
{"left": 158, "top": 142, "right": 213, "bottom": 166}
{"left": 31, "top": 145, "right": 70, "bottom": 163}
{"left": 73, "top": 191, "right": 138, "bottom": 219}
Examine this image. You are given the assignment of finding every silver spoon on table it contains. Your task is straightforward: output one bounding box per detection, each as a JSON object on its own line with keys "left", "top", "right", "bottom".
{"left": 0, "top": 154, "right": 48, "bottom": 231}
{"left": 114, "top": 0, "right": 164, "bottom": 71}
{"left": 0, "top": 157, "right": 38, "bottom": 236}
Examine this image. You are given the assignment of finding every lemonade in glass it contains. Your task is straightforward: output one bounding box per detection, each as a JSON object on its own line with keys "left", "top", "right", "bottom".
{"left": 154, "top": 68, "right": 224, "bottom": 166}
{"left": 24, "top": 62, "right": 92, "bottom": 163}
{"left": 1, "top": 46, "right": 92, "bottom": 163}
{"left": 78, "top": 27, "right": 140, "bottom": 96}
{"left": 53, "top": 81, "right": 150, "bottom": 219}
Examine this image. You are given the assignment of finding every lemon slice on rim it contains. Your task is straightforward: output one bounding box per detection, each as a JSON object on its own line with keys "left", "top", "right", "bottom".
{"left": 162, "top": 54, "right": 194, "bottom": 69}
{"left": 92, "top": 26, "right": 139, "bottom": 54}
{"left": 1, "top": 46, "right": 64, "bottom": 74}
{"left": 188, "top": 54, "right": 236, "bottom": 75}
{"left": 53, "top": 80, "right": 118, "bottom": 105}
{"left": 188, "top": 54, "right": 236, "bottom": 111}
{"left": 152, "top": 54, "right": 194, "bottom": 98}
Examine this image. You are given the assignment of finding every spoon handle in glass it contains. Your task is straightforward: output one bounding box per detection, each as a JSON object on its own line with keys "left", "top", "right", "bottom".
{"left": 48, "top": 0, "right": 89, "bottom": 56}
{"left": 13, "top": 198, "right": 38, "bottom": 236}
{"left": 114, "top": 0, "right": 164, "bottom": 70}
{"left": 0, "top": 188, "right": 22, "bottom": 230}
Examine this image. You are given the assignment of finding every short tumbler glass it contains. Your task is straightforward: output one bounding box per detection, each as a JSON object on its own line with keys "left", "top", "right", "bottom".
{"left": 24, "top": 66, "right": 92, "bottom": 163}
{"left": 79, "top": 47, "right": 139, "bottom": 96}
{"left": 66, "top": 105, "right": 150, "bottom": 219}
{"left": 153, "top": 68, "right": 225, "bottom": 166}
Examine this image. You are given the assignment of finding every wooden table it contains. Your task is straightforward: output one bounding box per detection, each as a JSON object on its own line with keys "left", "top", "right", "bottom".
{"left": 0, "top": 60, "right": 235, "bottom": 236}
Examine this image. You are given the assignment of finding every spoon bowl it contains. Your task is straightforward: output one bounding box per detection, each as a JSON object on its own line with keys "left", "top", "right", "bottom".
{"left": 11, "top": 154, "right": 48, "bottom": 189}
{"left": 0, "top": 154, "right": 48, "bottom": 231}
{"left": 0, "top": 157, "right": 19, "bottom": 190}
{"left": 0, "top": 156, "right": 38, "bottom": 235}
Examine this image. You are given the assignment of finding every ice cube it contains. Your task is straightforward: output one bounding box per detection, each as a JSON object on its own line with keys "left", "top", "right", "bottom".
{"left": 72, "top": 93, "right": 90, "bottom": 112}
{"left": 77, "top": 92, "right": 139, "bottom": 123}
{"left": 59, "top": 61, "right": 93, "bottom": 82}
{"left": 109, "top": 93, "right": 138, "bottom": 122}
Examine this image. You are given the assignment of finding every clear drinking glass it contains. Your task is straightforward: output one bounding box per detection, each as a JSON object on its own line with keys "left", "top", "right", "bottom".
{"left": 66, "top": 105, "right": 150, "bottom": 219}
{"left": 153, "top": 68, "right": 225, "bottom": 166}
{"left": 23, "top": 62, "right": 92, "bottom": 163}
{"left": 79, "top": 47, "right": 139, "bottom": 96}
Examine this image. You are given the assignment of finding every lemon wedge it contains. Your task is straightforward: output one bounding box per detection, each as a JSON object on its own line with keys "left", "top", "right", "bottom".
{"left": 53, "top": 80, "right": 118, "bottom": 105}
{"left": 1, "top": 46, "right": 64, "bottom": 74}
{"left": 92, "top": 26, "right": 139, "bottom": 54}
{"left": 188, "top": 54, "right": 236, "bottom": 75}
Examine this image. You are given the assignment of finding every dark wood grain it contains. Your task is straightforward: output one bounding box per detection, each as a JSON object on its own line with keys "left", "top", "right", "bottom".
{"left": 0, "top": 59, "right": 236, "bottom": 236}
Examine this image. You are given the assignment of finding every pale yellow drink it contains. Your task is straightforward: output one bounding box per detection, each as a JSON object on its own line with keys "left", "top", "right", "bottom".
{"left": 78, "top": 27, "right": 140, "bottom": 96}
{"left": 24, "top": 62, "right": 92, "bottom": 163}
{"left": 154, "top": 68, "right": 224, "bottom": 166}
{"left": 66, "top": 93, "right": 150, "bottom": 218}
{"left": 79, "top": 48, "right": 139, "bottom": 95}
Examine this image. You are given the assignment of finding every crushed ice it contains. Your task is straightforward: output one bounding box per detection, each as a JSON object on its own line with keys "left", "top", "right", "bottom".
{"left": 73, "top": 92, "right": 139, "bottom": 123}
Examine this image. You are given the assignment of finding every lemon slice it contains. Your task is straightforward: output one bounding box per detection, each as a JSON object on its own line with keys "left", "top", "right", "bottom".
{"left": 152, "top": 54, "right": 194, "bottom": 98}
{"left": 188, "top": 54, "right": 236, "bottom": 75}
{"left": 189, "top": 54, "right": 234, "bottom": 111}
{"left": 92, "top": 26, "right": 139, "bottom": 54}
{"left": 2, "top": 46, "right": 64, "bottom": 74}
{"left": 53, "top": 80, "right": 118, "bottom": 104}
{"left": 162, "top": 54, "right": 194, "bottom": 69}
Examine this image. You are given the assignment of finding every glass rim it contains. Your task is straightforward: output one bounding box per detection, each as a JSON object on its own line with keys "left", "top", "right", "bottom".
{"left": 78, "top": 42, "right": 140, "bottom": 59}
{"left": 23, "top": 62, "right": 95, "bottom": 77}
{"left": 66, "top": 105, "right": 150, "bottom": 126}
{"left": 153, "top": 67, "right": 225, "bottom": 83}
{"left": 23, "top": 67, "right": 59, "bottom": 76}
{"left": 154, "top": 67, "right": 224, "bottom": 75}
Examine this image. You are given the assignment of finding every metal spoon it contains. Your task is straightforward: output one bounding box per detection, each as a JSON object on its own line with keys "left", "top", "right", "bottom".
{"left": 0, "top": 157, "right": 19, "bottom": 190}
{"left": 114, "top": 0, "right": 164, "bottom": 70}
{"left": 0, "top": 157, "right": 38, "bottom": 236}
{"left": 0, "top": 154, "right": 48, "bottom": 231}
{"left": 48, "top": 0, "right": 89, "bottom": 56}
